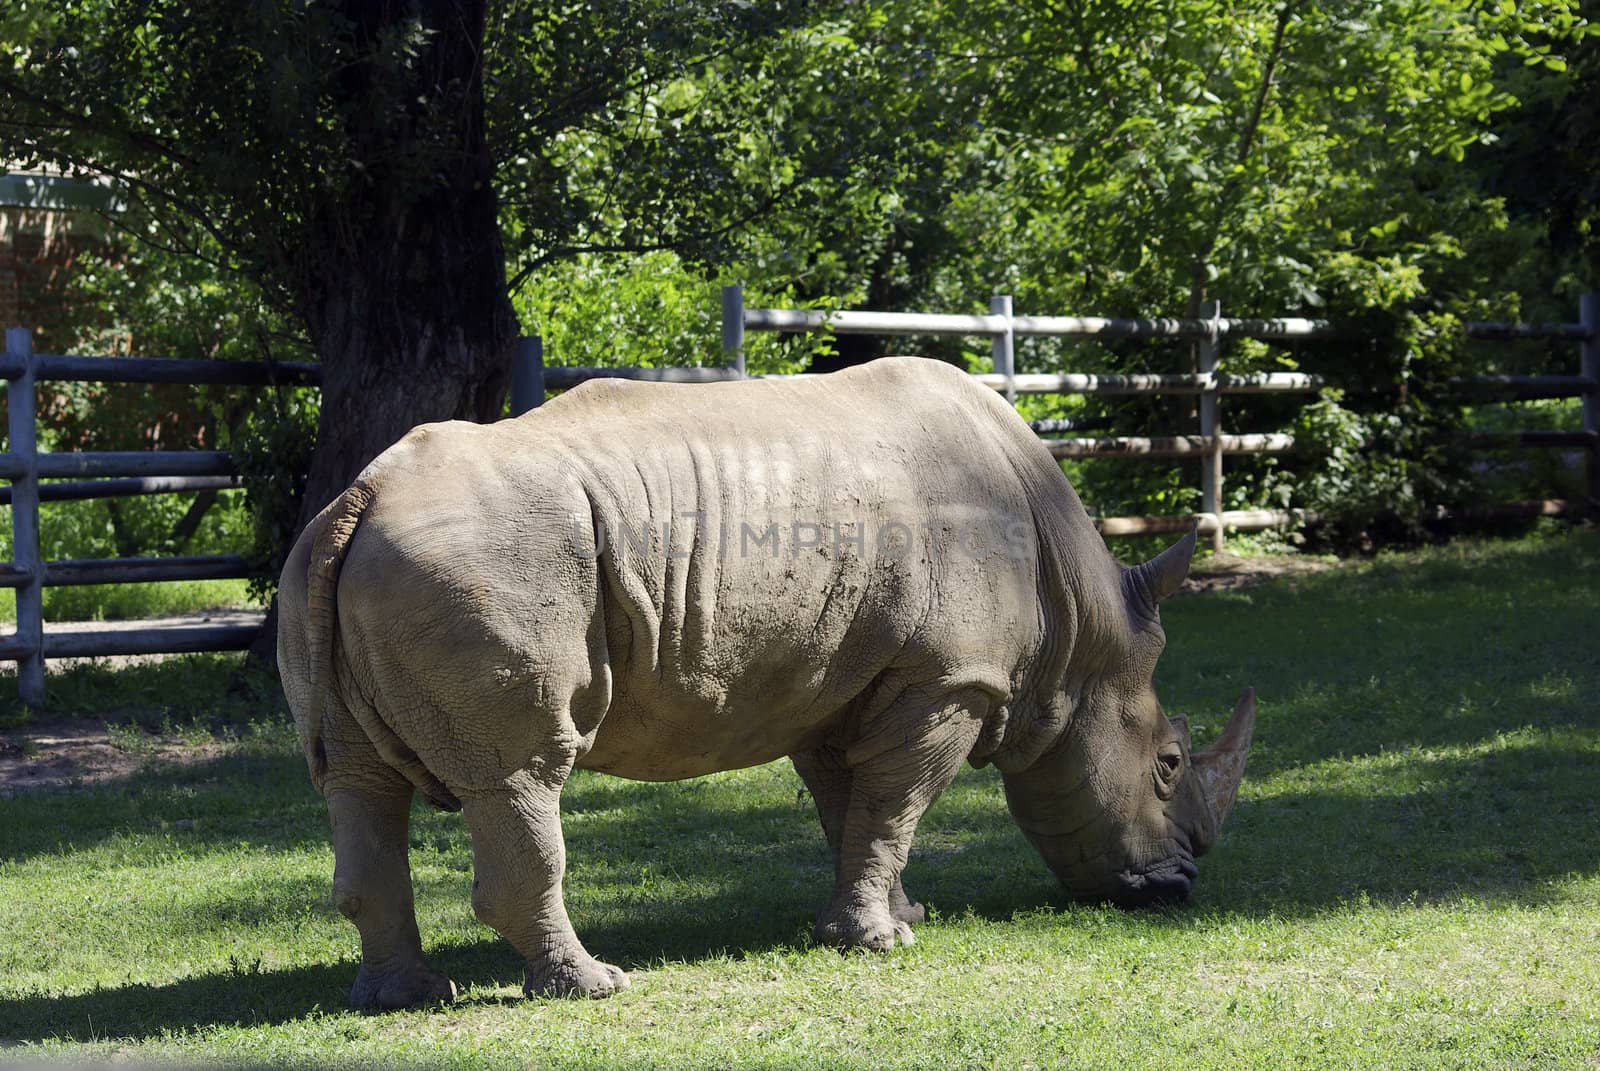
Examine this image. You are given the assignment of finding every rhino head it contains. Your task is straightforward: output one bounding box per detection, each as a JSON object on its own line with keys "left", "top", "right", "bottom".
{"left": 1002, "top": 529, "right": 1256, "bottom": 907}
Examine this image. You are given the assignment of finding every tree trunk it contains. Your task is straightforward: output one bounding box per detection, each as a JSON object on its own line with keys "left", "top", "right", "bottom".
{"left": 294, "top": 230, "right": 517, "bottom": 534}
{"left": 245, "top": 0, "right": 518, "bottom": 672}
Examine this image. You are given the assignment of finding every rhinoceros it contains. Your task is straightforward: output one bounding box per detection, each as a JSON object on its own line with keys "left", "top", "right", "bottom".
{"left": 278, "top": 355, "right": 1255, "bottom": 1010}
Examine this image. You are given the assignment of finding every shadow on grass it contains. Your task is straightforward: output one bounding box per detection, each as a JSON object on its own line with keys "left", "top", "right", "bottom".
{"left": 0, "top": 652, "right": 285, "bottom": 729}
{"left": 1156, "top": 531, "right": 1600, "bottom": 773}
{"left": 4, "top": 532, "right": 1597, "bottom": 1041}
{"left": 0, "top": 749, "right": 325, "bottom": 865}
{"left": 1192, "top": 733, "right": 1600, "bottom": 915}
{"left": 3, "top": 724, "right": 1595, "bottom": 1042}
{"left": 0, "top": 959, "right": 369, "bottom": 1042}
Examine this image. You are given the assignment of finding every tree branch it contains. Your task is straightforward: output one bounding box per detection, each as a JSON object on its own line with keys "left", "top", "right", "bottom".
{"left": 1188, "top": 2, "right": 1296, "bottom": 312}
{"left": 0, "top": 71, "right": 201, "bottom": 170}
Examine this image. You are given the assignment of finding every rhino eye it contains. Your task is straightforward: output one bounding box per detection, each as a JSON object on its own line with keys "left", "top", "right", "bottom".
{"left": 1157, "top": 744, "right": 1183, "bottom": 781}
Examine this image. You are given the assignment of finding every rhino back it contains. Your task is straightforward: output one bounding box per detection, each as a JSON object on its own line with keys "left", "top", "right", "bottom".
{"left": 543, "top": 360, "right": 1064, "bottom": 776}
{"left": 337, "top": 358, "right": 1096, "bottom": 786}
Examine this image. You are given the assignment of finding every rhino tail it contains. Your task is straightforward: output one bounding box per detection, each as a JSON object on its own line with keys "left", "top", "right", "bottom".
{"left": 300, "top": 480, "right": 377, "bottom": 795}
{"left": 300, "top": 479, "right": 462, "bottom": 812}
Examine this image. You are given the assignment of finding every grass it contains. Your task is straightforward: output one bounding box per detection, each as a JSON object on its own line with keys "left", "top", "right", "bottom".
{"left": 1, "top": 530, "right": 1597, "bottom": 1068}
{"left": 0, "top": 577, "right": 257, "bottom": 624}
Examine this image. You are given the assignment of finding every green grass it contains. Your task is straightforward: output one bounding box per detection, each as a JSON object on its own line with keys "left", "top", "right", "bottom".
{"left": 0, "top": 577, "right": 256, "bottom": 624}
{"left": 2, "top": 530, "right": 1598, "bottom": 1068}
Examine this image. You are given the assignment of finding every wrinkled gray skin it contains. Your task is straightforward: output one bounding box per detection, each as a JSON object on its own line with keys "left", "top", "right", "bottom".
{"left": 278, "top": 356, "right": 1255, "bottom": 1011}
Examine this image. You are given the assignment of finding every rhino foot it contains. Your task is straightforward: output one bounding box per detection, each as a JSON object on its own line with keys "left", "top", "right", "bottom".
{"left": 817, "top": 889, "right": 926, "bottom": 929}
{"left": 525, "top": 952, "right": 630, "bottom": 999}
{"left": 350, "top": 963, "right": 457, "bottom": 1012}
{"left": 889, "top": 890, "right": 926, "bottom": 926}
{"left": 813, "top": 904, "right": 915, "bottom": 952}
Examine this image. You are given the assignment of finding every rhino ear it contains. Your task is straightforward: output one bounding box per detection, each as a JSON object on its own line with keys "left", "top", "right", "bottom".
{"left": 1124, "top": 526, "right": 1197, "bottom": 610}
{"left": 1167, "top": 713, "right": 1192, "bottom": 752}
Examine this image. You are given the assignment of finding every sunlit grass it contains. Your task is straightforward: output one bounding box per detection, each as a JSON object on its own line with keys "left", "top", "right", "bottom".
{"left": 0, "top": 577, "right": 256, "bottom": 624}
{"left": 1, "top": 529, "right": 1596, "bottom": 1068}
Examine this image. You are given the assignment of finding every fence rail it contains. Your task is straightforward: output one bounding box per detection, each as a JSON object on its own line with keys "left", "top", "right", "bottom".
{"left": 0, "top": 327, "right": 324, "bottom": 705}
{"left": 0, "top": 350, "right": 321, "bottom": 385}
{"left": 533, "top": 289, "right": 1333, "bottom": 547}
{"left": 0, "top": 475, "right": 239, "bottom": 504}
{"left": 0, "top": 624, "right": 263, "bottom": 662}
{"left": 969, "top": 371, "right": 1323, "bottom": 394}
{"left": 1043, "top": 434, "right": 1298, "bottom": 459}
{"left": 1461, "top": 292, "right": 1600, "bottom": 504}
{"left": 1448, "top": 374, "right": 1597, "bottom": 401}
{"left": 0, "top": 554, "right": 255, "bottom": 588}
{"left": 6, "top": 289, "right": 1595, "bottom": 707}
{"left": 738, "top": 307, "right": 1335, "bottom": 341}
{"left": 723, "top": 287, "right": 1329, "bottom": 549}
{"left": 532, "top": 286, "right": 1598, "bottom": 550}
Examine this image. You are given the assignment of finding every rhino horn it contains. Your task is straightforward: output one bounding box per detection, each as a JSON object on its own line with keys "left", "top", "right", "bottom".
{"left": 1125, "top": 526, "right": 1197, "bottom": 607}
{"left": 1191, "top": 688, "right": 1256, "bottom": 833}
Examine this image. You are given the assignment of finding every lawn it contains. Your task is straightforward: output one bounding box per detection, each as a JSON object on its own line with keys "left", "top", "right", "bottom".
{"left": 0, "top": 577, "right": 256, "bottom": 625}
{"left": 1, "top": 529, "right": 1597, "bottom": 1069}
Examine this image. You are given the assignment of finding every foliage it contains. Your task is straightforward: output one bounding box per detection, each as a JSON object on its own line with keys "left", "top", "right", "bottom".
{"left": 0, "top": 208, "right": 309, "bottom": 609}
{"left": 12, "top": 207, "right": 307, "bottom": 567}
{"left": 3, "top": 0, "right": 1595, "bottom": 550}
{"left": 634, "top": 0, "right": 1590, "bottom": 320}
{"left": 513, "top": 252, "right": 841, "bottom": 376}
{"left": 499, "top": 0, "right": 1591, "bottom": 543}
{"left": 2, "top": 0, "right": 829, "bottom": 303}
{"left": 1477, "top": 0, "right": 1600, "bottom": 293}
{"left": 34, "top": 578, "right": 252, "bottom": 625}
{"left": 0, "top": 531, "right": 1596, "bottom": 1066}
{"left": 0, "top": 489, "right": 255, "bottom": 622}
{"left": 1277, "top": 392, "right": 1451, "bottom": 547}
{"left": 514, "top": 253, "right": 720, "bottom": 372}
{"left": 0, "top": 651, "right": 284, "bottom": 727}
{"left": 226, "top": 387, "right": 319, "bottom": 603}
{"left": 1, "top": 0, "right": 846, "bottom": 611}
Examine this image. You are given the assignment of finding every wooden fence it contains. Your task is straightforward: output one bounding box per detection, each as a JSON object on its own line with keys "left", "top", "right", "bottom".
{"left": 528, "top": 286, "right": 1598, "bottom": 545}
{"left": 535, "top": 292, "right": 1330, "bottom": 548}
{"left": 5, "top": 290, "right": 1594, "bottom": 705}
{"left": 0, "top": 327, "right": 319, "bottom": 705}
{"left": 1459, "top": 292, "right": 1600, "bottom": 508}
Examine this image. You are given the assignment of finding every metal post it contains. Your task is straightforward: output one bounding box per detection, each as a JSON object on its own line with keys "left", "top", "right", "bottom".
{"left": 1197, "top": 300, "right": 1224, "bottom": 553}
{"left": 991, "top": 294, "right": 1015, "bottom": 405}
{"left": 509, "top": 335, "right": 545, "bottom": 415}
{"left": 5, "top": 327, "right": 44, "bottom": 706}
{"left": 1582, "top": 292, "right": 1599, "bottom": 512}
{"left": 722, "top": 284, "right": 746, "bottom": 376}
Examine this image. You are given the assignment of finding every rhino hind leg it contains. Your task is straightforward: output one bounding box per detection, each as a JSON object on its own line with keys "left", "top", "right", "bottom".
{"left": 793, "top": 746, "right": 928, "bottom": 928}
{"left": 462, "top": 765, "right": 628, "bottom": 999}
{"left": 328, "top": 785, "right": 457, "bottom": 1011}
{"left": 807, "top": 686, "right": 989, "bottom": 951}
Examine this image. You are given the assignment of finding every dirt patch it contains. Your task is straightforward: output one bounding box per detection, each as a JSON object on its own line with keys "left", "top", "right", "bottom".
{"left": 1182, "top": 552, "right": 1341, "bottom": 594}
{"left": 0, "top": 718, "right": 226, "bottom": 798}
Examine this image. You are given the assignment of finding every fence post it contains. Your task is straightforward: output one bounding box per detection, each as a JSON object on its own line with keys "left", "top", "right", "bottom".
{"left": 509, "top": 335, "right": 545, "bottom": 415}
{"left": 722, "top": 284, "right": 746, "bottom": 376}
{"left": 5, "top": 327, "right": 45, "bottom": 706}
{"left": 1197, "top": 300, "right": 1224, "bottom": 553}
{"left": 1583, "top": 292, "right": 1599, "bottom": 512}
{"left": 991, "top": 294, "right": 1016, "bottom": 405}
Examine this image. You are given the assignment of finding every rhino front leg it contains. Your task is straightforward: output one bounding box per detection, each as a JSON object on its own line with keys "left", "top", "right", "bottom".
{"left": 792, "top": 745, "right": 926, "bottom": 927}
{"left": 328, "top": 786, "right": 458, "bottom": 1011}
{"left": 811, "top": 686, "right": 989, "bottom": 951}
{"left": 462, "top": 766, "right": 628, "bottom": 999}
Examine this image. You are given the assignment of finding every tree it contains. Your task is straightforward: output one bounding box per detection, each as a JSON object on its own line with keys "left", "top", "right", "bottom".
{"left": 502, "top": 0, "right": 1588, "bottom": 539}
{"left": 4, "top": 2, "right": 521, "bottom": 518}
{"left": 1, "top": 0, "right": 822, "bottom": 658}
